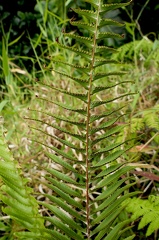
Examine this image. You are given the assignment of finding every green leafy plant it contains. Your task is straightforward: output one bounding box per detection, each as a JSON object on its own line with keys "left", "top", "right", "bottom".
{"left": 0, "top": 125, "right": 47, "bottom": 239}
{"left": 32, "top": 0, "right": 137, "bottom": 239}
{"left": 0, "top": 0, "right": 141, "bottom": 239}
{"left": 117, "top": 104, "right": 159, "bottom": 159}
{"left": 124, "top": 195, "right": 159, "bottom": 237}
{"left": 112, "top": 36, "right": 159, "bottom": 70}
{"left": 112, "top": 37, "right": 153, "bottom": 63}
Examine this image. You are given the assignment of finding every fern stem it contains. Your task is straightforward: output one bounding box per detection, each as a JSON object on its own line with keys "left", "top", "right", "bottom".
{"left": 85, "top": 1, "right": 101, "bottom": 238}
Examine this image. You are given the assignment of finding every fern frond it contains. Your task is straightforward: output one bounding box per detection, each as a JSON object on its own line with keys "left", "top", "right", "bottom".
{"left": 92, "top": 207, "right": 126, "bottom": 236}
{"left": 103, "top": 220, "right": 131, "bottom": 240}
{"left": 124, "top": 196, "right": 159, "bottom": 236}
{"left": 0, "top": 127, "right": 47, "bottom": 238}
{"left": 31, "top": 0, "right": 136, "bottom": 239}
{"left": 144, "top": 111, "right": 159, "bottom": 131}
{"left": 45, "top": 177, "right": 82, "bottom": 198}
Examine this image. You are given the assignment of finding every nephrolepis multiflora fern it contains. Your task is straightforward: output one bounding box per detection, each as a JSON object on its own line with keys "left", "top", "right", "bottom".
{"left": 31, "top": 0, "right": 137, "bottom": 239}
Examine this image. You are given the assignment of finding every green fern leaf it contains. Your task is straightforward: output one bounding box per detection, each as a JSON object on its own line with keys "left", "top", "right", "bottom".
{"left": 92, "top": 178, "right": 130, "bottom": 201}
{"left": 95, "top": 163, "right": 124, "bottom": 179}
{"left": 93, "top": 71, "right": 126, "bottom": 81}
{"left": 90, "top": 93, "right": 133, "bottom": 108}
{"left": 0, "top": 127, "right": 46, "bottom": 237}
{"left": 144, "top": 111, "right": 159, "bottom": 130}
{"left": 42, "top": 184, "right": 83, "bottom": 209}
{"left": 37, "top": 141, "right": 81, "bottom": 162}
{"left": 95, "top": 166, "right": 133, "bottom": 189}
{"left": 28, "top": 118, "right": 85, "bottom": 142}
{"left": 70, "top": 21, "right": 95, "bottom": 34}
{"left": 51, "top": 59, "right": 90, "bottom": 71}
{"left": 31, "top": 127, "right": 85, "bottom": 151}
{"left": 92, "top": 207, "right": 126, "bottom": 236}
{"left": 45, "top": 217, "right": 83, "bottom": 240}
{"left": 99, "top": 18, "right": 124, "bottom": 28}
{"left": 96, "top": 45, "right": 117, "bottom": 52}
{"left": 104, "top": 220, "right": 131, "bottom": 240}
{"left": 72, "top": 8, "right": 97, "bottom": 21}
{"left": 36, "top": 97, "right": 87, "bottom": 115}
{"left": 47, "top": 168, "right": 84, "bottom": 185}
{"left": 95, "top": 192, "right": 138, "bottom": 214}
{"left": 93, "top": 125, "right": 125, "bottom": 144}
{"left": 90, "top": 115, "right": 123, "bottom": 134}
{"left": 94, "top": 58, "right": 119, "bottom": 67}
{"left": 92, "top": 150, "right": 125, "bottom": 167}
{"left": 49, "top": 69, "right": 89, "bottom": 88}
{"left": 57, "top": 43, "right": 92, "bottom": 60}
{"left": 84, "top": 0, "right": 99, "bottom": 9}
{"left": 93, "top": 147, "right": 131, "bottom": 167}
{"left": 92, "top": 81, "right": 131, "bottom": 94}
{"left": 44, "top": 194, "right": 85, "bottom": 221}
{"left": 101, "top": 1, "right": 132, "bottom": 14}
{"left": 29, "top": 109, "right": 86, "bottom": 127}
{"left": 124, "top": 196, "right": 159, "bottom": 236}
{"left": 45, "top": 152, "right": 80, "bottom": 173}
{"left": 97, "top": 32, "right": 124, "bottom": 40}
{"left": 42, "top": 229, "right": 70, "bottom": 240}
{"left": 123, "top": 236, "right": 136, "bottom": 240}
{"left": 93, "top": 144, "right": 128, "bottom": 159}
{"left": 45, "top": 177, "right": 82, "bottom": 198}
{"left": 64, "top": 33, "right": 93, "bottom": 47}
{"left": 30, "top": 0, "right": 136, "bottom": 239}
{"left": 90, "top": 106, "right": 125, "bottom": 123}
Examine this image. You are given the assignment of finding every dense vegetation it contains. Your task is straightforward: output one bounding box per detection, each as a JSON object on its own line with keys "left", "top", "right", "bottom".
{"left": 0, "top": 0, "right": 159, "bottom": 239}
